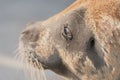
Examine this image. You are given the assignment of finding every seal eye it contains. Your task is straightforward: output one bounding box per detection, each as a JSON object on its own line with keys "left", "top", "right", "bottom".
{"left": 62, "top": 24, "right": 73, "bottom": 40}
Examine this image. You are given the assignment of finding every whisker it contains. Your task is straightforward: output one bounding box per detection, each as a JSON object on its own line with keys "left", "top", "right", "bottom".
{"left": 16, "top": 41, "right": 47, "bottom": 80}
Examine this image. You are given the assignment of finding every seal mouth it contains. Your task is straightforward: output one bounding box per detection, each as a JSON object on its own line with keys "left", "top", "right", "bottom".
{"left": 17, "top": 39, "right": 48, "bottom": 80}
{"left": 27, "top": 50, "right": 49, "bottom": 69}
{"left": 18, "top": 38, "right": 48, "bottom": 69}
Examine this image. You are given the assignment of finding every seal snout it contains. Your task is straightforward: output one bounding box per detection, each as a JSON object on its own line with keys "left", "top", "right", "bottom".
{"left": 21, "top": 27, "right": 40, "bottom": 43}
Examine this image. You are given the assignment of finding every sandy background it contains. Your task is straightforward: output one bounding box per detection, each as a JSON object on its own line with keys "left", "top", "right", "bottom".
{"left": 0, "top": 0, "right": 75, "bottom": 80}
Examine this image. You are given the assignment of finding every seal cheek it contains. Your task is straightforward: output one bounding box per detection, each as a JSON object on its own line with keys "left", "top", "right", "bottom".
{"left": 43, "top": 49, "right": 75, "bottom": 77}
{"left": 37, "top": 49, "right": 65, "bottom": 70}
{"left": 33, "top": 48, "right": 69, "bottom": 75}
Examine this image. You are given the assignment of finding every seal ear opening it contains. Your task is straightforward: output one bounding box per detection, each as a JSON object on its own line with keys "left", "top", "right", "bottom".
{"left": 86, "top": 37, "right": 106, "bottom": 69}
{"left": 89, "top": 37, "right": 95, "bottom": 48}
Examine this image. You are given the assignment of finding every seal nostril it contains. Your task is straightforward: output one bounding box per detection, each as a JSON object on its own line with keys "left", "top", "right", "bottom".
{"left": 21, "top": 30, "right": 30, "bottom": 34}
{"left": 21, "top": 28, "right": 39, "bottom": 42}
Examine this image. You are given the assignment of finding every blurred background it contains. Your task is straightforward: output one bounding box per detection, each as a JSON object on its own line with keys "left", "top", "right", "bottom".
{"left": 0, "top": 0, "right": 75, "bottom": 80}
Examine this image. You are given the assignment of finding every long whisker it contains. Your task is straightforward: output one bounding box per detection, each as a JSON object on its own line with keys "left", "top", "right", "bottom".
{"left": 16, "top": 44, "right": 47, "bottom": 80}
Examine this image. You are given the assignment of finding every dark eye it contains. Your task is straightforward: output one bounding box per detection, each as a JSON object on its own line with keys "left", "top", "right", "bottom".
{"left": 62, "top": 24, "right": 73, "bottom": 40}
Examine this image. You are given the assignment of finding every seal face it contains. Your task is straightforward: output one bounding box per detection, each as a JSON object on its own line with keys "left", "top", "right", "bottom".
{"left": 18, "top": 0, "right": 120, "bottom": 80}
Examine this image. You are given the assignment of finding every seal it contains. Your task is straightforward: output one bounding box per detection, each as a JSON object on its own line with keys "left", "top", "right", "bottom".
{"left": 18, "top": 0, "right": 120, "bottom": 80}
